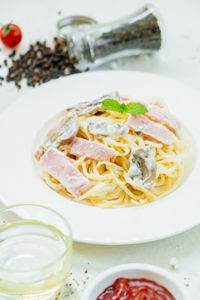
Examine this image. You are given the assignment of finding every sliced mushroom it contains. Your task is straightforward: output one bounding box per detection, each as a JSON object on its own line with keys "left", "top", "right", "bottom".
{"left": 45, "top": 112, "right": 79, "bottom": 147}
{"left": 88, "top": 117, "right": 129, "bottom": 138}
{"left": 65, "top": 91, "right": 119, "bottom": 116}
{"left": 126, "top": 146, "right": 157, "bottom": 189}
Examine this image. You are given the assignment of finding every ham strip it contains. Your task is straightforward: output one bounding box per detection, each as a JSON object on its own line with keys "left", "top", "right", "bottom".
{"left": 122, "top": 98, "right": 181, "bottom": 135}
{"left": 127, "top": 115, "right": 176, "bottom": 145}
{"left": 69, "top": 137, "right": 117, "bottom": 162}
{"left": 144, "top": 102, "right": 181, "bottom": 135}
{"left": 39, "top": 147, "right": 92, "bottom": 197}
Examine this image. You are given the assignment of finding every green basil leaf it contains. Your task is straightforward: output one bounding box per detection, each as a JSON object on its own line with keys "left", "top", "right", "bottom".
{"left": 102, "top": 99, "right": 148, "bottom": 115}
{"left": 125, "top": 102, "right": 148, "bottom": 115}
{"left": 119, "top": 103, "right": 126, "bottom": 112}
{"left": 102, "top": 99, "right": 121, "bottom": 112}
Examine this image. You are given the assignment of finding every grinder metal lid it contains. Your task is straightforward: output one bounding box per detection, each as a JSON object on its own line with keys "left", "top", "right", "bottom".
{"left": 57, "top": 15, "right": 98, "bottom": 37}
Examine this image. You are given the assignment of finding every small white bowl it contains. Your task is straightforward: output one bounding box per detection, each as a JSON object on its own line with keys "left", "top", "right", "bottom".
{"left": 82, "top": 263, "right": 188, "bottom": 300}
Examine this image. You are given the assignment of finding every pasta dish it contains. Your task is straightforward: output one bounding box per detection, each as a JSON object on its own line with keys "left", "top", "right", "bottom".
{"left": 34, "top": 92, "right": 189, "bottom": 208}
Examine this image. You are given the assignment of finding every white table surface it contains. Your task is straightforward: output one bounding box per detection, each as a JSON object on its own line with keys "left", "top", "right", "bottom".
{"left": 1, "top": 0, "right": 200, "bottom": 299}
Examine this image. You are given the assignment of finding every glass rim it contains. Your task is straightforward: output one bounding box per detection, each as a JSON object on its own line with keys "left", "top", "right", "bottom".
{"left": 0, "top": 204, "right": 72, "bottom": 273}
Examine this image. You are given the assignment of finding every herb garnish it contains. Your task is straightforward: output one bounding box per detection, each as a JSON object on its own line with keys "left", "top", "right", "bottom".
{"left": 102, "top": 99, "right": 148, "bottom": 115}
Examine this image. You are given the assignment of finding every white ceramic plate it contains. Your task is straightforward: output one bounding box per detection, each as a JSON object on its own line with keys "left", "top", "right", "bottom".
{"left": 0, "top": 71, "right": 199, "bottom": 245}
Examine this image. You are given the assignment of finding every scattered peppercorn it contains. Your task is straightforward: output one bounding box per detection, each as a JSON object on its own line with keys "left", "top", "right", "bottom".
{"left": 9, "top": 50, "right": 16, "bottom": 58}
{"left": 0, "top": 76, "right": 4, "bottom": 86}
{"left": 5, "top": 37, "right": 80, "bottom": 89}
{"left": 15, "top": 82, "right": 21, "bottom": 89}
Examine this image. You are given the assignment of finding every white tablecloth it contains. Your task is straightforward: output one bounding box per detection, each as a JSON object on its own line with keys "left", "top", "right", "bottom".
{"left": 1, "top": 0, "right": 200, "bottom": 299}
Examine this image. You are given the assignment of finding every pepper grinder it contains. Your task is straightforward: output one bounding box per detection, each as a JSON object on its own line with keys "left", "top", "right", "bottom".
{"left": 57, "top": 4, "right": 165, "bottom": 71}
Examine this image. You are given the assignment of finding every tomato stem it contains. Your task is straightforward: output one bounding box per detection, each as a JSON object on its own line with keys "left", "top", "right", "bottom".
{"left": 3, "top": 21, "right": 14, "bottom": 37}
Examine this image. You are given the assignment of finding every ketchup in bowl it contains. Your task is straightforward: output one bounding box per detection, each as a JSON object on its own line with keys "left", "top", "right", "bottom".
{"left": 97, "top": 278, "right": 175, "bottom": 300}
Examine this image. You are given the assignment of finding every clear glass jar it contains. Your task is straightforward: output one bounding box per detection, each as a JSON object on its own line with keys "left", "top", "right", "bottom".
{"left": 58, "top": 4, "right": 165, "bottom": 71}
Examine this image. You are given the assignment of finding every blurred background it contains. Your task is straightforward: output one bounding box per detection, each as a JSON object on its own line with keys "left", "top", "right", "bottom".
{"left": 1, "top": 0, "right": 200, "bottom": 89}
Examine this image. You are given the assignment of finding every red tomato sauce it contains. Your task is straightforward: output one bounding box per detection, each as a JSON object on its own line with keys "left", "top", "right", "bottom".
{"left": 97, "top": 278, "right": 175, "bottom": 300}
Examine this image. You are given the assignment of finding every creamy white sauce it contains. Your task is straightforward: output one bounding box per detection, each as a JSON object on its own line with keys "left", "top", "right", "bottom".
{"left": 127, "top": 146, "right": 157, "bottom": 189}
{"left": 66, "top": 92, "right": 119, "bottom": 116}
{"left": 44, "top": 112, "right": 79, "bottom": 147}
{"left": 88, "top": 117, "right": 129, "bottom": 138}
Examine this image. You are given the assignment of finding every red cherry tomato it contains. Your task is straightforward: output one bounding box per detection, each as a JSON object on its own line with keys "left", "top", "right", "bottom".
{"left": 0, "top": 23, "right": 22, "bottom": 48}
